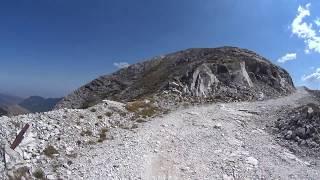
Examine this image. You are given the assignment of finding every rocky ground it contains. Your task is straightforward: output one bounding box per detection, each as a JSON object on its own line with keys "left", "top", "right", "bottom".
{"left": 0, "top": 100, "right": 141, "bottom": 179}
{"left": 272, "top": 102, "right": 320, "bottom": 159}
{"left": 67, "top": 88, "right": 319, "bottom": 180}
{"left": 1, "top": 87, "right": 320, "bottom": 179}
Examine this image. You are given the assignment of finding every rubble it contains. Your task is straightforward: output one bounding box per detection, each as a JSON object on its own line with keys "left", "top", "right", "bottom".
{"left": 275, "top": 103, "right": 320, "bottom": 156}
{"left": 0, "top": 100, "right": 139, "bottom": 179}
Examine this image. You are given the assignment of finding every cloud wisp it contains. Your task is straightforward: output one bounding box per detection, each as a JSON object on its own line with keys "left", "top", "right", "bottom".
{"left": 291, "top": 3, "right": 320, "bottom": 54}
{"left": 315, "top": 18, "right": 320, "bottom": 27}
{"left": 277, "top": 53, "right": 297, "bottom": 63}
{"left": 113, "top": 62, "right": 130, "bottom": 69}
{"left": 302, "top": 68, "right": 320, "bottom": 82}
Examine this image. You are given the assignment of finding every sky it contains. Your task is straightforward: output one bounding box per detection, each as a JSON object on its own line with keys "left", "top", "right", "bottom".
{"left": 0, "top": 0, "right": 319, "bottom": 97}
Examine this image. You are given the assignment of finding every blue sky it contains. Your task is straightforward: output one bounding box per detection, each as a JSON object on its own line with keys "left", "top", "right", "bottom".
{"left": 0, "top": 0, "right": 319, "bottom": 97}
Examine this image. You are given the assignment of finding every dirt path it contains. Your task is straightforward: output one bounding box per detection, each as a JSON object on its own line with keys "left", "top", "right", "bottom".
{"left": 70, "top": 88, "right": 320, "bottom": 179}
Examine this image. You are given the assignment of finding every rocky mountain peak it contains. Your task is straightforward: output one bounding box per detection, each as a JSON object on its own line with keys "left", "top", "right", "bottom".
{"left": 55, "top": 47, "right": 295, "bottom": 109}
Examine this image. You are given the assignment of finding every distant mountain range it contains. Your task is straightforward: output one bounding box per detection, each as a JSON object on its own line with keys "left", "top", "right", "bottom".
{"left": 19, "top": 96, "right": 62, "bottom": 113}
{"left": 0, "top": 93, "right": 24, "bottom": 106}
{"left": 0, "top": 93, "right": 61, "bottom": 116}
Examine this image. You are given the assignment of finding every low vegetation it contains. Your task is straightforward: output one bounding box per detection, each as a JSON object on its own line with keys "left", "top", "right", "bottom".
{"left": 32, "top": 168, "right": 45, "bottom": 179}
{"left": 97, "top": 128, "right": 109, "bottom": 142}
{"left": 125, "top": 100, "right": 158, "bottom": 118}
{"left": 9, "top": 166, "right": 30, "bottom": 180}
{"left": 43, "top": 145, "right": 59, "bottom": 158}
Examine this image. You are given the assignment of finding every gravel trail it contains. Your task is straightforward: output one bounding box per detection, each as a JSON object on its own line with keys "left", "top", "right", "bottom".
{"left": 70, "top": 88, "right": 320, "bottom": 180}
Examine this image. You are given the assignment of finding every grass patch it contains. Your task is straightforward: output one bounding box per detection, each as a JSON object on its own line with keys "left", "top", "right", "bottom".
{"left": 43, "top": 145, "right": 59, "bottom": 158}
{"left": 33, "top": 168, "right": 45, "bottom": 179}
{"left": 9, "top": 166, "right": 30, "bottom": 180}
{"left": 97, "top": 128, "right": 109, "bottom": 143}
{"left": 126, "top": 100, "right": 158, "bottom": 118}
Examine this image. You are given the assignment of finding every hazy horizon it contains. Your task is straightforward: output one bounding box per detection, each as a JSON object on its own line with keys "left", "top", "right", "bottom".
{"left": 1, "top": 0, "right": 320, "bottom": 97}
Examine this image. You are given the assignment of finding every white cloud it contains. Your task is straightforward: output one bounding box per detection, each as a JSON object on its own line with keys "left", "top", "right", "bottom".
{"left": 291, "top": 3, "right": 320, "bottom": 53}
{"left": 113, "top": 62, "right": 130, "bottom": 69}
{"left": 302, "top": 68, "right": 320, "bottom": 82}
{"left": 315, "top": 18, "right": 320, "bottom": 27}
{"left": 277, "top": 53, "right": 297, "bottom": 63}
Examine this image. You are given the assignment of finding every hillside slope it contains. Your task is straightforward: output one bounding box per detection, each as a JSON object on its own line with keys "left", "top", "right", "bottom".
{"left": 56, "top": 47, "right": 295, "bottom": 109}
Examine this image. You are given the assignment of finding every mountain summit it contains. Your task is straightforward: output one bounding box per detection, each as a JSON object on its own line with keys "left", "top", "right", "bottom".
{"left": 56, "top": 47, "right": 295, "bottom": 109}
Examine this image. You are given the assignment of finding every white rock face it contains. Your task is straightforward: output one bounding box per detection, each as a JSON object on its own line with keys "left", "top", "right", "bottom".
{"left": 189, "top": 63, "right": 219, "bottom": 97}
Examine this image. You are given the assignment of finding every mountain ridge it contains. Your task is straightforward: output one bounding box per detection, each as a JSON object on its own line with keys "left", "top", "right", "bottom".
{"left": 56, "top": 47, "right": 295, "bottom": 109}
